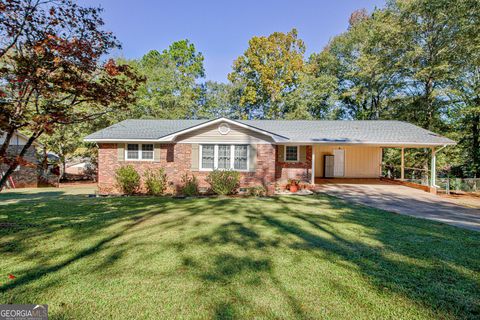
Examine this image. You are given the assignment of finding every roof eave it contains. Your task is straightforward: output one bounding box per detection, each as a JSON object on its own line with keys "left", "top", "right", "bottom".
{"left": 275, "top": 141, "right": 456, "bottom": 147}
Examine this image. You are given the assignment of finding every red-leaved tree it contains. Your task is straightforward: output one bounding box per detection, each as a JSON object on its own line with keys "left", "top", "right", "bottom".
{"left": 0, "top": 0, "right": 143, "bottom": 188}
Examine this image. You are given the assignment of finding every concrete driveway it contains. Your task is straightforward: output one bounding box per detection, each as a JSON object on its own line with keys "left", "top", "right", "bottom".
{"left": 314, "top": 180, "right": 480, "bottom": 231}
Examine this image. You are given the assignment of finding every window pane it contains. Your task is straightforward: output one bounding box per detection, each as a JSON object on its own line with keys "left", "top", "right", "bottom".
{"left": 142, "top": 144, "right": 153, "bottom": 160}
{"left": 142, "top": 144, "right": 153, "bottom": 151}
{"left": 234, "top": 145, "right": 248, "bottom": 170}
{"left": 202, "top": 145, "right": 214, "bottom": 169}
{"left": 127, "top": 144, "right": 139, "bottom": 159}
{"left": 218, "top": 145, "right": 231, "bottom": 169}
{"left": 285, "top": 146, "right": 298, "bottom": 161}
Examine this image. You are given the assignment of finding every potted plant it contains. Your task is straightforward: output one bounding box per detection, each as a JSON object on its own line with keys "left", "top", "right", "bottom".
{"left": 288, "top": 179, "right": 299, "bottom": 192}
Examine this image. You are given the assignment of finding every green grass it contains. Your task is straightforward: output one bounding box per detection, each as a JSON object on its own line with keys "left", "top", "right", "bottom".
{"left": 0, "top": 187, "right": 479, "bottom": 319}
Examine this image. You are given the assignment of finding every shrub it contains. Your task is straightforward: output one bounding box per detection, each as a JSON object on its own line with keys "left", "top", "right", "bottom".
{"left": 115, "top": 165, "right": 140, "bottom": 195}
{"left": 144, "top": 168, "right": 167, "bottom": 195}
{"left": 247, "top": 185, "right": 267, "bottom": 197}
{"left": 181, "top": 173, "right": 199, "bottom": 196}
{"left": 206, "top": 170, "right": 240, "bottom": 195}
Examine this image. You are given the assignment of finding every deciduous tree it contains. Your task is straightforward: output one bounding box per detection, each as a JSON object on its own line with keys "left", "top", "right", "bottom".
{"left": 228, "top": 29, "right": 305, "bottom": 119}
{"left": 0, "top": 0, "right": 142, "bottom": 189}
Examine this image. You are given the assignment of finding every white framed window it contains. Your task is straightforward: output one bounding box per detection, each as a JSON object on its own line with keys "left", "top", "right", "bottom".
{"left": 234, "top": 145, "right": 248, "bottom": 170}
{"left": 142, "top": 144, "right": 154, "bottom": 160}
{"left": 126, "top": 144, "right": 154, "bottom": 161}
{"left": 201, "top": 145, "right": 215, "bottom": 169}
{"left": 200, "top": 144, "right": 249, "bottom": 171}
{"left": 217, "top": 145, "right": 231, "bottom": 169}
{"left": 285, "top": 146, "right": 299, "bottom": 162}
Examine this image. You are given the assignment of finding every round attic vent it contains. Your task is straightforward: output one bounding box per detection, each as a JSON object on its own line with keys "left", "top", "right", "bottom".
{"left": 218, "top": 123, "right": 231, "bottom": 135}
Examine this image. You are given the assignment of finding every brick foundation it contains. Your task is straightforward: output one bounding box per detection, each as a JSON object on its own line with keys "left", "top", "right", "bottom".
{"left": 98, "top": 143, "right": 276, "bottom": 195}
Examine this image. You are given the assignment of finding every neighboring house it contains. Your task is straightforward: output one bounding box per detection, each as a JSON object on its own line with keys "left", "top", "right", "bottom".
{"left": 65, "top": 157, "right": 96, "bottom": 181}
{"left": 0, "top": 131, "right": 58, "bottom": 188}
{"left": 84, "top": 118, "right": 455, "bottom": 195}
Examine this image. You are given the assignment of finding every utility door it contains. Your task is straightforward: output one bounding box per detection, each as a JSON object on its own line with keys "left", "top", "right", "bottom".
{"left": 333, "top": 149, "right": 345, "bottom": 177}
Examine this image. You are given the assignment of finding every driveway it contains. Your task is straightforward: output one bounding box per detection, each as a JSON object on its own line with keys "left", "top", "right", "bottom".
{"left": 314, "top": 180, "right": 480, "bottom": 231}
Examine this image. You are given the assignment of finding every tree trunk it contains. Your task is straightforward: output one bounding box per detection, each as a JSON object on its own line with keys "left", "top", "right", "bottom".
{"left": 472, "top": 112, "right": 480, "bottom": 177}
{"left": 0, "top": 128, "right": 16, "bottom": 160}
{"left": 424, "top": 78, "right": 434, "bottom": 129}
{"left": 0, "top": 131, "right": 43, "bottom": 190}
{"left": 60, "top": 156, "right": 66, "bottom": 181}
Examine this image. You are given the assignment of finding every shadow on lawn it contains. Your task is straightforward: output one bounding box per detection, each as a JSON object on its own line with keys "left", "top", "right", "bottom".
{"left": 177, "top": 196, "right": 480, "bottom": 319}
{"left": 0, "top": 195, "right": 215, "bottom": 296}
{"left": 1, "top": 192, "right": 479, "bottom": 319}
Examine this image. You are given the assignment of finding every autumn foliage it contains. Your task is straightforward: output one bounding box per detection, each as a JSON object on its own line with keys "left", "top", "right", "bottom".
{"left": 0, "top": 0, "right": 143, "bottom": 188}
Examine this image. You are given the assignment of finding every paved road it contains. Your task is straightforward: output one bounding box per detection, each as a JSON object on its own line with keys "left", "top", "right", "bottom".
{"left": 314, "top": 181, "right": 480, "bottom": 231}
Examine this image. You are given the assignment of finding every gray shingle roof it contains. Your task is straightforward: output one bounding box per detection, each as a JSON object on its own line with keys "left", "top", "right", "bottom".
{"left": 84, "top": 118, "right": 455, "bottom": 146}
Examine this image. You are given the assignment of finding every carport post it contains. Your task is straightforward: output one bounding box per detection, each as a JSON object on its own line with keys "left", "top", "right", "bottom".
{"left": 401, "top": 147, "right": 405, "bottom": 180}
{"left": 430, "top": 147, "right": 436, "bottom": 188}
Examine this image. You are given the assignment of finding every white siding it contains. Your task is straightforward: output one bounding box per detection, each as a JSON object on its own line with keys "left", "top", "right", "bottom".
{"left": 0, "top": 132, "right": 29, "bottom": 146}
{"left": 175, "top": 122, "right": 274, "bottom": 144}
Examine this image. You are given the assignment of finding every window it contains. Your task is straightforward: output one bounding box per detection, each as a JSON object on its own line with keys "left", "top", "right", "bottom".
{"left": 234, "top": 145, "right": 248, "bottom": 170}
{"left": 127, "top": 144, "right": 139, "bottom": 160}
{"left": 126, "top": 144, "right": 154, "bottom": 160}
{"left": 142, "top": 144, "right": 154, "bottom": 160}
{"left": 200, "top": 144, "right": 249, "bottom": 171}
{"left": 285, "top": 146, "right": 298, "bottom": 162}
{"left": 218, "top": 145, "right": 231, "bottom": 169}
{"left": 201, "top": 145, "right": 215, "bottom": 169}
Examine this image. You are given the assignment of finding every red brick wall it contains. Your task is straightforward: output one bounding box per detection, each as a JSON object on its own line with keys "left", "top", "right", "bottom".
{"left": 275, "top": 145, "right": 312, "bottom": 183}
{"left": 97, "top": 143, "right": 276, "bottom": 195}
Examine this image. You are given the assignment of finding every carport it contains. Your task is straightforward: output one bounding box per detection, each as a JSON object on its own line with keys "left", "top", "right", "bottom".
{"left": 308, "top": 122, "right": 456, "bottom": 193}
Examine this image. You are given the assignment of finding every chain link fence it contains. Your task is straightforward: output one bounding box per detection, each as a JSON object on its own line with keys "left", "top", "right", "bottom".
{"left": 437, "top": 178, "right": 480, "bottom": 194}
{"left": 382, "top": 163, "right": 480, "bottom": 194}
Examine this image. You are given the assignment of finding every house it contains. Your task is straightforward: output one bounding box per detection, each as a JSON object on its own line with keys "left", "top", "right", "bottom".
{"left": 0, "top": 130, "right": 59, "bottom": 188}
{"left": 84, "top": 118, "right": 455, "bottom": 195}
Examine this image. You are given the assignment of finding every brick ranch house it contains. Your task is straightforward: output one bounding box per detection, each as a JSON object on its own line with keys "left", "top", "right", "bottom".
{"left": 84, "top": 118, "right": 455, "bottom": 195}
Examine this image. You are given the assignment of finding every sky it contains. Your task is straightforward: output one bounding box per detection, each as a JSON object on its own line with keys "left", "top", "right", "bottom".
{"left": 79, "top": 0, "right": 386, "bottom": 83}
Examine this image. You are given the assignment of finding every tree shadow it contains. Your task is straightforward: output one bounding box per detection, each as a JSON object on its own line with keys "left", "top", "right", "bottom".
{"left": 252, "top": 196, "right": 480, "bottom": 318}
{"left": 1, "top": 192, "right": 479, "bottom": 319}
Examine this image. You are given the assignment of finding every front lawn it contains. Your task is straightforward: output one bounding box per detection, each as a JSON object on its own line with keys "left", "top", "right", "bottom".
{"left": 0, "top": 187, "right": 479, "bottom": 319}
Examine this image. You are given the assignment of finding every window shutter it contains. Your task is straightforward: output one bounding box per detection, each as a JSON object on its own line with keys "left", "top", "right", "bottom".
{"left": 249, "top": 144, "right": 257, "bottom": 172}
{"left": 277, "top": 145, "right": 284, "bottom": 162}
{"left": 191, "top": 144, "right": 199, "bottom": 170}
{"left": 117, "top": 143, "right": 125, "bottom": 161}
{"left": 154, "top": 144, "right": 161, "bottom": 162}
{"left": 299, "top": 146, "right": 307, "bottom": 162}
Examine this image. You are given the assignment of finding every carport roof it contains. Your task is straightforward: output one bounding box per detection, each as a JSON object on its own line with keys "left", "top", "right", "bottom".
{"left": 84, "top": 117, "right": 455, "bottom": 146}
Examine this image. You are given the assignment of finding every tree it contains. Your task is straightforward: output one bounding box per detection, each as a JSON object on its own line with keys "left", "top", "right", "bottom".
{"left": 228, "top": 29, "right": 305, "bottom": 119}
{"left": 316, "top": 8, "right": 406, "bottom": 120}
{"left": 131, "top": 40, "right": 205, "bottom": 119}
{"left": 196, "top": 81, "right": 241, "bottom": 119}
{"left": 444, "top": 0, "right": 480, "bottom": 177}
{"left": 282, "top": 53, "right": 339, "bottom": 120}
{"left": 389, "top": 0, "right": 460, "bottom": 130}
{"left": 40, "top": 122, "right": 91, "bottom": 180}
{"left": 0, "top": 0, "right": 142, "bottom": 189}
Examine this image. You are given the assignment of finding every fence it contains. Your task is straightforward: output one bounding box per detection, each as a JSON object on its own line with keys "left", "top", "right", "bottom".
{"left": 382, "top": 163, "right": 480, "bottom": 194}
{"left": 437, "top": 178, "right": 480, "bottom": 194}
